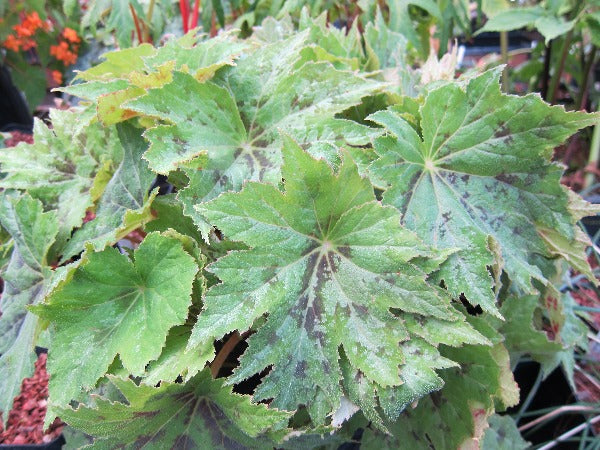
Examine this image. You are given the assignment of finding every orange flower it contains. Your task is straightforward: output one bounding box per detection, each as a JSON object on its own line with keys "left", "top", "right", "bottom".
{"left": 62, "top": 27, "right": 80, "bottom": 43}
{"left": 50, "top": 41, "right": 66, "bottom": 56}
{"left": 20, "top": 37, "right": 37, "bottom": 50}
{"left": 14, "top": 23, "right": 34, "bottom": 37}
{"left": 2, "top": 34, "right": 21, "bottom": 52}
{"left": 22, "top": 12, "right": 43, "bottom": 31}
{"left": 14, "top": 12, "right": 43, "bottom": 38}
{"left": 50, "top": 41, "right": 77, "bottom": 65}
{"left": 51, "top": 70, "right": 63, "bottom": 85}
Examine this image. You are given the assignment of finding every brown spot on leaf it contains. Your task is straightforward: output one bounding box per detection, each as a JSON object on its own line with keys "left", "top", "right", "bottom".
{"left": 197, "top": 399, "right": 247, "bottom": 449}
{"left": 495, "top": 173, "right": 519, "bottom": 185}
{"left": 352, "top": 302, "right": 368, "bottom": 317}
{"left": 337, "top": 246, "right": 351, "bottom": 258}
{"left": 295, "top": 360, "right": 308, "bottom": 377}
{"left": 446, "top": 172, "right": 458, "bottom": 184}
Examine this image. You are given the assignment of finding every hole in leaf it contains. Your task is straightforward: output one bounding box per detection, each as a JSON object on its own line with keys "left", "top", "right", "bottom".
{"left": 459, "top": 294, "right": 483, "bottom": 316}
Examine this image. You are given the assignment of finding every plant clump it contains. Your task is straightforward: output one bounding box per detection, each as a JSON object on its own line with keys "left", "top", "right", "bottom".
{"left": 0, "top": 11, "right": 598, "bottom": 449}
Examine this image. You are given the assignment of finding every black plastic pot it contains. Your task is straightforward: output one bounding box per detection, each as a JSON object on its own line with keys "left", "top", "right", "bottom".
{"left": 458, "top": 29, "right": 535, "bottom": 72}
{"left": 581, "top": 195, "right": 600, "bottom": 239}
{"left": 509, "top": 362, "right": 587, "bottom": 448}
{"left": 0, "top": 435, "right": 65, "bottom": 450}
{"left": 0, "top": 65, "right": 33, "bottom": 133}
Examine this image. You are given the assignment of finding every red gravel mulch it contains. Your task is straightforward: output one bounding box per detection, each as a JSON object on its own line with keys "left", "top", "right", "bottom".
{"left": 0, "top": 353, "right": 64, "bottom": 445}
{"left": 2, "top": 131, "right": 33, "bottom": 148}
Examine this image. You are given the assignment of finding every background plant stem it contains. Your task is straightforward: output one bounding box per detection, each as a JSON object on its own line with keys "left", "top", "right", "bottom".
{"left": 541, "top": 42, "right": 552, "bottom": 100}
{"left": 129, "top": 4, "right": 144, "bottom": 44}
{"left": 210, "top": 332, "right": 241, "bottom": 378}
{"left": 500, "top": 31, "right": 509, "bottom": 92}
{"left": 577, "top": 45, "right": 597, "bottom": 111}
{"left": 145, "top": 0, "right": 156, "bottom": 42}
{"left": 585, "top": 120, "right": 600, "bottom": 189}
{"left": 547, "top": 31, "right": 574, "bottom": 104}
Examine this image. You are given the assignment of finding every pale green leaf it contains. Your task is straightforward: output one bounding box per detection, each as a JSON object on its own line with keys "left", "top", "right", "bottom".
{"left": 361, "top": 342, "right": 519, "bottom": 449}
{"left": 298, "top": 11, "right": 364, "bottom": 70}
{"left": 535, "top": 16, "right": 576, "bottom": 42}
{"left": 142, "top": 31, "right": 249, "bottom": 81}
{"left": 482, "top": 414, "right": 530, "bottom": 449}
{"left": 143, "top": 194, "right": 202, "bottom": 242}
{"left": 188, "top": 137, "right": 485, "bottom": 422}
{"left": 60, "top": 122, "right": 156, "bottom": 261}
{"left": 106, "top": 0, "right": 144, "bottom": 48}
{"left": 0, "top": 110, "right": 121, "bottom": 251}
{"left": 70, "top": 32, "right": 248, "bottom": 125}
{"left": 31, "top": 232, "right": 198, "bottom": 407}
{"left": 0, "top": 193, "right": 58, "bottom": 422}
{"left": 130, "top": 73, "right": 247, "bottom": 174}
{"left": 500, "top": 295, "right": 563, "bottom": 376}
{"left": 143, "top": 326, "right": 213, "bottom": 385}
{"left": 481, "top": 0, "right": 511, "bottom": 17}
{"left": 478, "top": 6, "right": 546, "bottom": 32}
{"left": 539, "top": 226, "right": 596, "bottom": 282}
{"left": 479, "top": 5, "right": 575, "bottom": 42}
{"left": 77, "top": 45, "right": 157, "bottom": 81}
{"left": 125, "top": 32, "right": 382, "bottom": 237}
{"left": 363, "top": 9, "right": 418, "bottom": 97}
{"left": 555, "top": 291, "right": 589, "bottom": 387}
{"left": 341, "top": 337, "right": 456, "bottom": 430}
{"left": 388, "top": 0, "right": 441, "bottom": 56}
{"left": 368, "top": 68, "right": 599, "bottom": 315}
